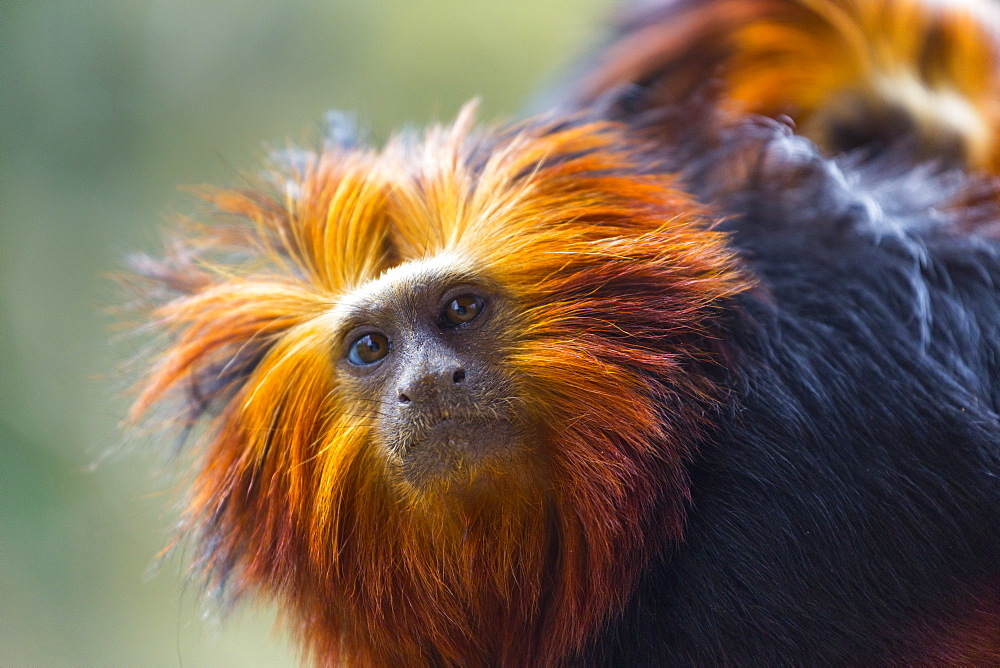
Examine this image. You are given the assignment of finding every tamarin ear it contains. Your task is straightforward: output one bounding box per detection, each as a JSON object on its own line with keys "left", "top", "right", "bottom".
{"left": 124, "top": 244, "right": 329, "bottom": 438}
{"left": 124, "top": 134, "right": 396, "bottom": 440}
{"left": 571, "top": 0, "right": 1000, "bottom": 172}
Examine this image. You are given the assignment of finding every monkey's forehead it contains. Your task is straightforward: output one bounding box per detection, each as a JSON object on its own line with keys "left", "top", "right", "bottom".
{"left": 325, "top": 252, "right": 485, "bottom": 323}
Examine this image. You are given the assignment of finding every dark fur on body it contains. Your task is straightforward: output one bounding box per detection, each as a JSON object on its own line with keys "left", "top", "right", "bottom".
{"left": 583, "top": 109, "right": 1000, "bottom": 663}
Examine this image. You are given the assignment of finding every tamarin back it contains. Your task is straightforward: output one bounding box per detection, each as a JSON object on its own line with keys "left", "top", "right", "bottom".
{"left": 592, "top": 116, "right": 1000, "bottom": 664}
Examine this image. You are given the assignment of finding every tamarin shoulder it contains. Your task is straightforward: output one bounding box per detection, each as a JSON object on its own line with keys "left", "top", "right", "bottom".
{"left": 123, "top": 0, "right": 1000, "bottom": 664}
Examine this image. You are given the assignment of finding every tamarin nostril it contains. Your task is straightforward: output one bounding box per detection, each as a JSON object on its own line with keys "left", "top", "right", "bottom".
{"left": 398, "top": 392, "right": 411, "bottom": 404}
{"left": 452, "top": 368, "right": 466, "bottom": 384}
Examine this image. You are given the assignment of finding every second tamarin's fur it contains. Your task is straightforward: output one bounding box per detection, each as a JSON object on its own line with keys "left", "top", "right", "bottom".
{"left": 572, "top": 0, "right": 1000, "bottom": 171}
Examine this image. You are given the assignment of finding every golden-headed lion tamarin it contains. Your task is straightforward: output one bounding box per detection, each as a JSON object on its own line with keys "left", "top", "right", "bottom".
{"left": 126, "top": 1, "right": 1000, "bottom": 664}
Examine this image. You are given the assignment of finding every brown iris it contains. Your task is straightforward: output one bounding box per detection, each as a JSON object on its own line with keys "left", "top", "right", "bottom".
{"left": 348, "top": 332, "right": 391, "bottom": 365}
{"left": 442, "top": 295, "right": 484, "bottom": 327}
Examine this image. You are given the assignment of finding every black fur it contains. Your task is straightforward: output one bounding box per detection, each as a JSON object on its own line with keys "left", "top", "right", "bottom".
{"left": 589, "top": 118, "right": 1000, "bottom": 664}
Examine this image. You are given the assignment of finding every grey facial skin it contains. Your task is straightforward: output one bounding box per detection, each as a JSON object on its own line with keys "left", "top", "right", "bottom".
{"left": 336, "top": 266, "right": 527, "bottom": 487}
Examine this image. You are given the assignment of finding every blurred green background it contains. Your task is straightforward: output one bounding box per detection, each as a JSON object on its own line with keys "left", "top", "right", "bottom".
{"left": 0, "top": 2, "right": 611, "bottom": 664}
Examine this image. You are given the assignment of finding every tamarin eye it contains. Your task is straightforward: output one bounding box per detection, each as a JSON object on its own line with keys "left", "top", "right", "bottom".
{"left": 441, "top": 295, "right": 484, "bottom": 327}
{"left": 348, "top": 332, "right": 391, "bottom": 365}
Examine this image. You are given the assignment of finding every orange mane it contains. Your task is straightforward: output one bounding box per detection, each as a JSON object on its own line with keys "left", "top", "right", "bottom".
{"left": 128, "top": 105, "right": 749, "bottom": 665}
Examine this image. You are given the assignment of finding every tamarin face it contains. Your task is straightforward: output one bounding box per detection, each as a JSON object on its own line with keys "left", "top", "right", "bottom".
{"left": 128, "top": 105, "right": 749, "bottom": 665}
{"left": 332, "top": 256, "right": 527, "bottom": 488}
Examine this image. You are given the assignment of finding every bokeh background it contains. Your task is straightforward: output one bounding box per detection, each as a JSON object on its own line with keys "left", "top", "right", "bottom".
{"left": 0, "top": 2, "right": 612, "bottom": 664}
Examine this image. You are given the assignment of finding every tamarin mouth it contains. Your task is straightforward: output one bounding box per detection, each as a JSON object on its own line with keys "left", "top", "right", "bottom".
{"left": 398, "top": 413, "right": 523, "bottom": 486}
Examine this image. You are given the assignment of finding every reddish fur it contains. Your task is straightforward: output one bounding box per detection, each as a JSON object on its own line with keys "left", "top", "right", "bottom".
{"left": 128, "top": 106, "right": 749, "bottom": 665}
{"left": 909, "top": 580, "right": 1000, "bottom": 665}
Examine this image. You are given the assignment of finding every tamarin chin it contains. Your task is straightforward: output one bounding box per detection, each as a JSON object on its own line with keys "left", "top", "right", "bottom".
{"left": 126, "top": 1, "right": 1000, "bottom": 665}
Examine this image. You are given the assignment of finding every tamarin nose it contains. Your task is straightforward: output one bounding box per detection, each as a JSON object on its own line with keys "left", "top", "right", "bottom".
{"left": 398, "top": 366, "right": 466, "bottom": 404}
